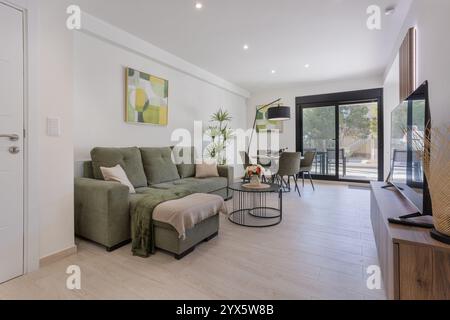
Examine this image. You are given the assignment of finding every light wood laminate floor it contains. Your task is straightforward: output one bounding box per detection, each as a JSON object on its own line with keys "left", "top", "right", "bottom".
{"left": 0, "top": 183, "right": 386, "bottom": 300}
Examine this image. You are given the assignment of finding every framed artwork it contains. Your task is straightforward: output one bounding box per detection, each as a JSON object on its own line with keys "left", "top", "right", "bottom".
{"left": 125, "top": 67, "right": 169, "bottom": 125}
{"left": 256, "top": 105, "right": 283, "bottom": 133}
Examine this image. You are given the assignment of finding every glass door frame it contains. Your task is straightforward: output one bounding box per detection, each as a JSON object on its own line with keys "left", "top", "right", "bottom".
{"left": 296, "top": 88, "right": 384, "bottom": 183}
{"left": 301, "top": 105, "right": 339, "bottom": 179}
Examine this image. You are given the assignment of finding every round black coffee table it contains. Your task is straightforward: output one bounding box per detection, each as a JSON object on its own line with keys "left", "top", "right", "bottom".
{"left": 228, "top": 182, "right": 282, "bottom": 228}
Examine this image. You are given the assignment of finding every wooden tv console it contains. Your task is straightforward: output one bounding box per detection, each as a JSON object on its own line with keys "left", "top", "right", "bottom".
{"left": 370, "top": 182, "right": 450, "bottom": 300}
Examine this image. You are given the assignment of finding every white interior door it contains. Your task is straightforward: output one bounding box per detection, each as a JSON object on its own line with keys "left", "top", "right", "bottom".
{"left": 0, "top": 2, "right": 24, "bottom": 284}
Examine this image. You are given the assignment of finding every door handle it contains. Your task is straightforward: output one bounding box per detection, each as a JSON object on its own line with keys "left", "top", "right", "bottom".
{"left": 9, "top": 146, "right": 20, "bottom": 154}
{"left": 0, "top": 134, "right": 19, "bottom": 141}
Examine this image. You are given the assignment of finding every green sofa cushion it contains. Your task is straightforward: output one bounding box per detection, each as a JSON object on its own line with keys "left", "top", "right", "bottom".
{"left": 140, "top": 147, "right": 181, "bottom": 185}
{"left": 173, "top": 146, "right": 196, "bottom": 178}
{"left": 91, "top": 147, "right": 148, "bottom": 188}
{"left": 134, "top": 186, "right": 188, "bottom": 195}
{"left": 152, "top": 177, "right": 227, "bottom": 194}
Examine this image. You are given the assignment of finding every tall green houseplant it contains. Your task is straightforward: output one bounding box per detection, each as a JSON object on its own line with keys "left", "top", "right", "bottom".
{"left": 205, "top": 109, "right": 233, "bottom": 165}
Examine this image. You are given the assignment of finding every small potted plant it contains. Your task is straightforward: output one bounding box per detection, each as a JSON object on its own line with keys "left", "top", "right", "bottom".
{"left": 246, "top": 165, "right": 265, "bottom": 185}
{"left": 204, "top": 109, "right": 234, "bottom": 165}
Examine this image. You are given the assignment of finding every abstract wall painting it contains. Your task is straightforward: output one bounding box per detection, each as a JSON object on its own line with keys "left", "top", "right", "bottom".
{"left": 126, "top": 67, "right": 169, "bottom": 126}
{"left": 256, "top": 105, "right": 283, "bottom": 133}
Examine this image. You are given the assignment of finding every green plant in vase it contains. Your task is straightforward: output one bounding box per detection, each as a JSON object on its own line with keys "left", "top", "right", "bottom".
{"left": 205, "top": 109, "right": 233, "bottom": 165}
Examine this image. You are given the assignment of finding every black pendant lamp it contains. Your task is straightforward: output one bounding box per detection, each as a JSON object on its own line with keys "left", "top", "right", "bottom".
{"left": 267, "top": 104, "right": 291, "bottom": 121}
{"left": 247, "top": 99, "right": 291, "bottom": 154}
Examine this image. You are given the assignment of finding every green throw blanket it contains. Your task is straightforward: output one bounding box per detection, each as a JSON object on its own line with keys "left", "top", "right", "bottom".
{"left": 131, "top": 188, "right": 193, "bottom": 257}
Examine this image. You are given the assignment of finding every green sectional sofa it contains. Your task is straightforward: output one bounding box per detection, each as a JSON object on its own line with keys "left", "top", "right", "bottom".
{"left": 74, "top": 147, "right": 234, "bottom": 256}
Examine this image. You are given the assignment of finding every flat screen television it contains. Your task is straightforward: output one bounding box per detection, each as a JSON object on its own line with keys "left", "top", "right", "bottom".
{"left": 387, "top": 81, "right": 433, "bottom": 227}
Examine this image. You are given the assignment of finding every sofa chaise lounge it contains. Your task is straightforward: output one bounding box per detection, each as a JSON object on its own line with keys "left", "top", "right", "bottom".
{"left": 74, "top": 147, "right": 233, "bottom": 257}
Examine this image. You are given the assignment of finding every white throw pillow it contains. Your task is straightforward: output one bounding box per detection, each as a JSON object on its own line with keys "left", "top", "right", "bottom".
{"left": 195, "top": 161, "right": 219, "bottom": 178}
{"left": 100, "top": 165, "right": 136, "bottom": 194}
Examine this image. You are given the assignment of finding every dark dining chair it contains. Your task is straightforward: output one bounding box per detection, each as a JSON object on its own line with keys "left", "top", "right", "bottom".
{"left": 304, "top": 148, "right": 318, "bottom": 172}
{"left": 299, "top": 151, "right": 316, "bottom": 190}
{"left": 240, "top": 151, "right": 250, "bottom": 167}
{"left": 277, "top": 152, "right": 302, "bottom": 197}
{"left": 257, "top": 150, "right": 272, "bottom": 167}
{"left": 240, "top": 151, "right": 251, "bottom": 182}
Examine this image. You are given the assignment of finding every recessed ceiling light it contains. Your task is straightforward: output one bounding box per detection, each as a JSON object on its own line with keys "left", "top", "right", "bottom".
{"left": 195, "top": 2, "right": 203, "bottom": 9}
{"left": 271, "top": 70, "right": 276, "bottom": 74}
{"left": 243, "top": 44, "right": 249, "bottom": 50}
{"left": 385, "top": 6, "right": 396, "bottom": 15}
{"left": 304, "top": 64, "right": 310, "bottom": 69}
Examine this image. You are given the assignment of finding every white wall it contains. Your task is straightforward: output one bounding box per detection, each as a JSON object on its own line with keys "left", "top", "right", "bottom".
{"left": 383, "top": 0, "right": 450, "bottom": 177}
{"left": 247, "top": 77, "right": 383, "bottom": 152}
{"left": 37, "top": 0, "right": 75, "bottom": 259}
{"left": 73, "top": 31, "right": 248, "bottom": 177}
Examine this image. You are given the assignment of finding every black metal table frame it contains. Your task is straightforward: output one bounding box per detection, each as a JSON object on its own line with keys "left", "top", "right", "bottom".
{"left": 228, "top": 184, "right": 282, "bottom": 228}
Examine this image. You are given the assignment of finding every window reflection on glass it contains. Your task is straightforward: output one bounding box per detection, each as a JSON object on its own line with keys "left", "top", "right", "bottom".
{"left": 338, "top": 102, "right": 379, "bottom": 181}
{"left": 390, "top": 99, "right": 426, "bottom": 185}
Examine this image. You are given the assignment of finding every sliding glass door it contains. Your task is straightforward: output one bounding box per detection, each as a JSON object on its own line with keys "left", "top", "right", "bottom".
{"left": 302, "top": 106, "right": 337, "bottom": 178}
{"left": 296, "top": 89, "right": 384, "bottom": 183}
{"left": 338, "top": 102, "right": 379, "bottom": 181}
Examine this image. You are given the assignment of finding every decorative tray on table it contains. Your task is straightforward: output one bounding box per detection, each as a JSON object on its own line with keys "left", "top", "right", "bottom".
{"left": 242, "top": 183, "right": 271, "bottom": 190}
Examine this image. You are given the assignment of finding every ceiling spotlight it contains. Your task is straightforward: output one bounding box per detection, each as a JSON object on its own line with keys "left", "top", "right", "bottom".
{"left": 195, "top": 2, "right": 203, "bottom": 9}
{"left": 385, "top": 6, "right": 396, "bottom": 15}
{"left": 271, "top": 70, "right": 276, "bottom": 74}
{"left": 304, "top": 64, "right": 310, "bottom": 69}
{"left": 243, "top": 44, "right": 249, "bottom": 50}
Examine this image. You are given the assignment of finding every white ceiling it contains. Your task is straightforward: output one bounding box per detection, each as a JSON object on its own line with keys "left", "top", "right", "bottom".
{"left": 74, "top": 0, "right": 412, "bottom": 94}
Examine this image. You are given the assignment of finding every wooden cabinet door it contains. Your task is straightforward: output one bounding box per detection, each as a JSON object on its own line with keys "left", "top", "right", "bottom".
{"left": 399, "top": 244, "right": 433, "bottom": 300}
{"left": 433, "top": 249, "right": 450, "bottom": 299}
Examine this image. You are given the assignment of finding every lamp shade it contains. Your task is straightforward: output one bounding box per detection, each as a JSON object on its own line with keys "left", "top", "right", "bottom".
{"left": 268, "top": 106, "right": 291, "bottom": 121}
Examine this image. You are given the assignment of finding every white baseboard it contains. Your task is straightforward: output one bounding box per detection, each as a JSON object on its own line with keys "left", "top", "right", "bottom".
{"left": 39, "top": 245, "right": 78, "bottom": 267}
